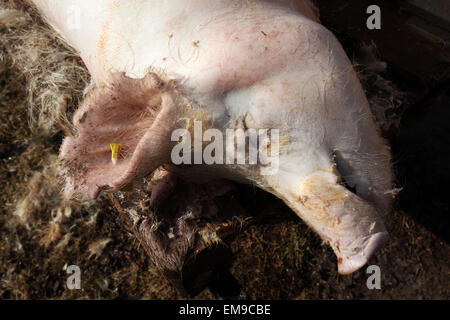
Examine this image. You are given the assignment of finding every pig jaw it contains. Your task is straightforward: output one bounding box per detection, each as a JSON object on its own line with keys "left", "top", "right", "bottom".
{"left": 176, "top": 134, "right": 389, "bottom": 275}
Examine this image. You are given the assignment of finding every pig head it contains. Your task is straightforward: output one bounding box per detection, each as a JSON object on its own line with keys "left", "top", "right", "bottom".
{"left": 32, "top": 0, "right": 393, "bottom": 275}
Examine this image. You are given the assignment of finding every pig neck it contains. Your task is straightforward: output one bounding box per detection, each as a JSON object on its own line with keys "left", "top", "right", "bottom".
{"left": 30, "top": 0, "right": 239, "bottom": 83}
{"left": 31, "top": 1, "right": 316, "bottom": 87}
{"left": 31, "top": 0, "right": 322, "bottom": 137}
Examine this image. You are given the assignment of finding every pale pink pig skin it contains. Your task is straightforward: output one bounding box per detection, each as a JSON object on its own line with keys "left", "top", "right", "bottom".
{"left": 32, "top": 0, "right": 393, "bottom": 275}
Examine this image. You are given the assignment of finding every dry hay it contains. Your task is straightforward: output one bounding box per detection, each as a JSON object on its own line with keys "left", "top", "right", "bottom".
{"left": 0, "top": 0, "right": 90, "bottom": 249}
{"left": 0, "top": 0, "right": 183, "bottom": 299}
{"left": 0, "top": 0, "right": 90, "bottom": 136}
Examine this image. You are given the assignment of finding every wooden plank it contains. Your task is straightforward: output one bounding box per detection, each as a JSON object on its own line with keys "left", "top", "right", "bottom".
{"left": 316, "top": 0, "right": 450, "bottom": 88}
{"left": 403, "top": 0, "right": 450, "bottom": 31}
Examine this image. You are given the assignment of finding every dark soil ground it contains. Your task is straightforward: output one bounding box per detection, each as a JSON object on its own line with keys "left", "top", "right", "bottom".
{"left": 0, "top": 2, "right": 448, "bottom": 300}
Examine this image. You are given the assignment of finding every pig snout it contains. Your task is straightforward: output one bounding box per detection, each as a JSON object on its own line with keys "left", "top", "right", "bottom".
{"left": 33, "top": 0, "right": 394, "bottom": 275}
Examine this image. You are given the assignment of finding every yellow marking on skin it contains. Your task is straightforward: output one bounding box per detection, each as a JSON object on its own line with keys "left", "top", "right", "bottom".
{"left": 98, "top": 19, "right": 110, "bottom": 51}
{"left": 110, "top": 143, "right": 122, "bottom": 165}
{"left": 97, "top": 1, "right": 121, "bottom": 77}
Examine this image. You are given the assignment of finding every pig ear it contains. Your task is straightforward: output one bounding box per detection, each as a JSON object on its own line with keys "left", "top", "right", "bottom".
{"left": 59, "top": 72, "right": 177, "bottom": 200}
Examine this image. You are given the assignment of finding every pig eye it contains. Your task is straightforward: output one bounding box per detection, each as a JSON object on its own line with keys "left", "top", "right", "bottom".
{"left": 332, "top": 150, "right": 358, "bottom": 194}
{"left": 340, "top": 176, "right": 357, "bottom": 194}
